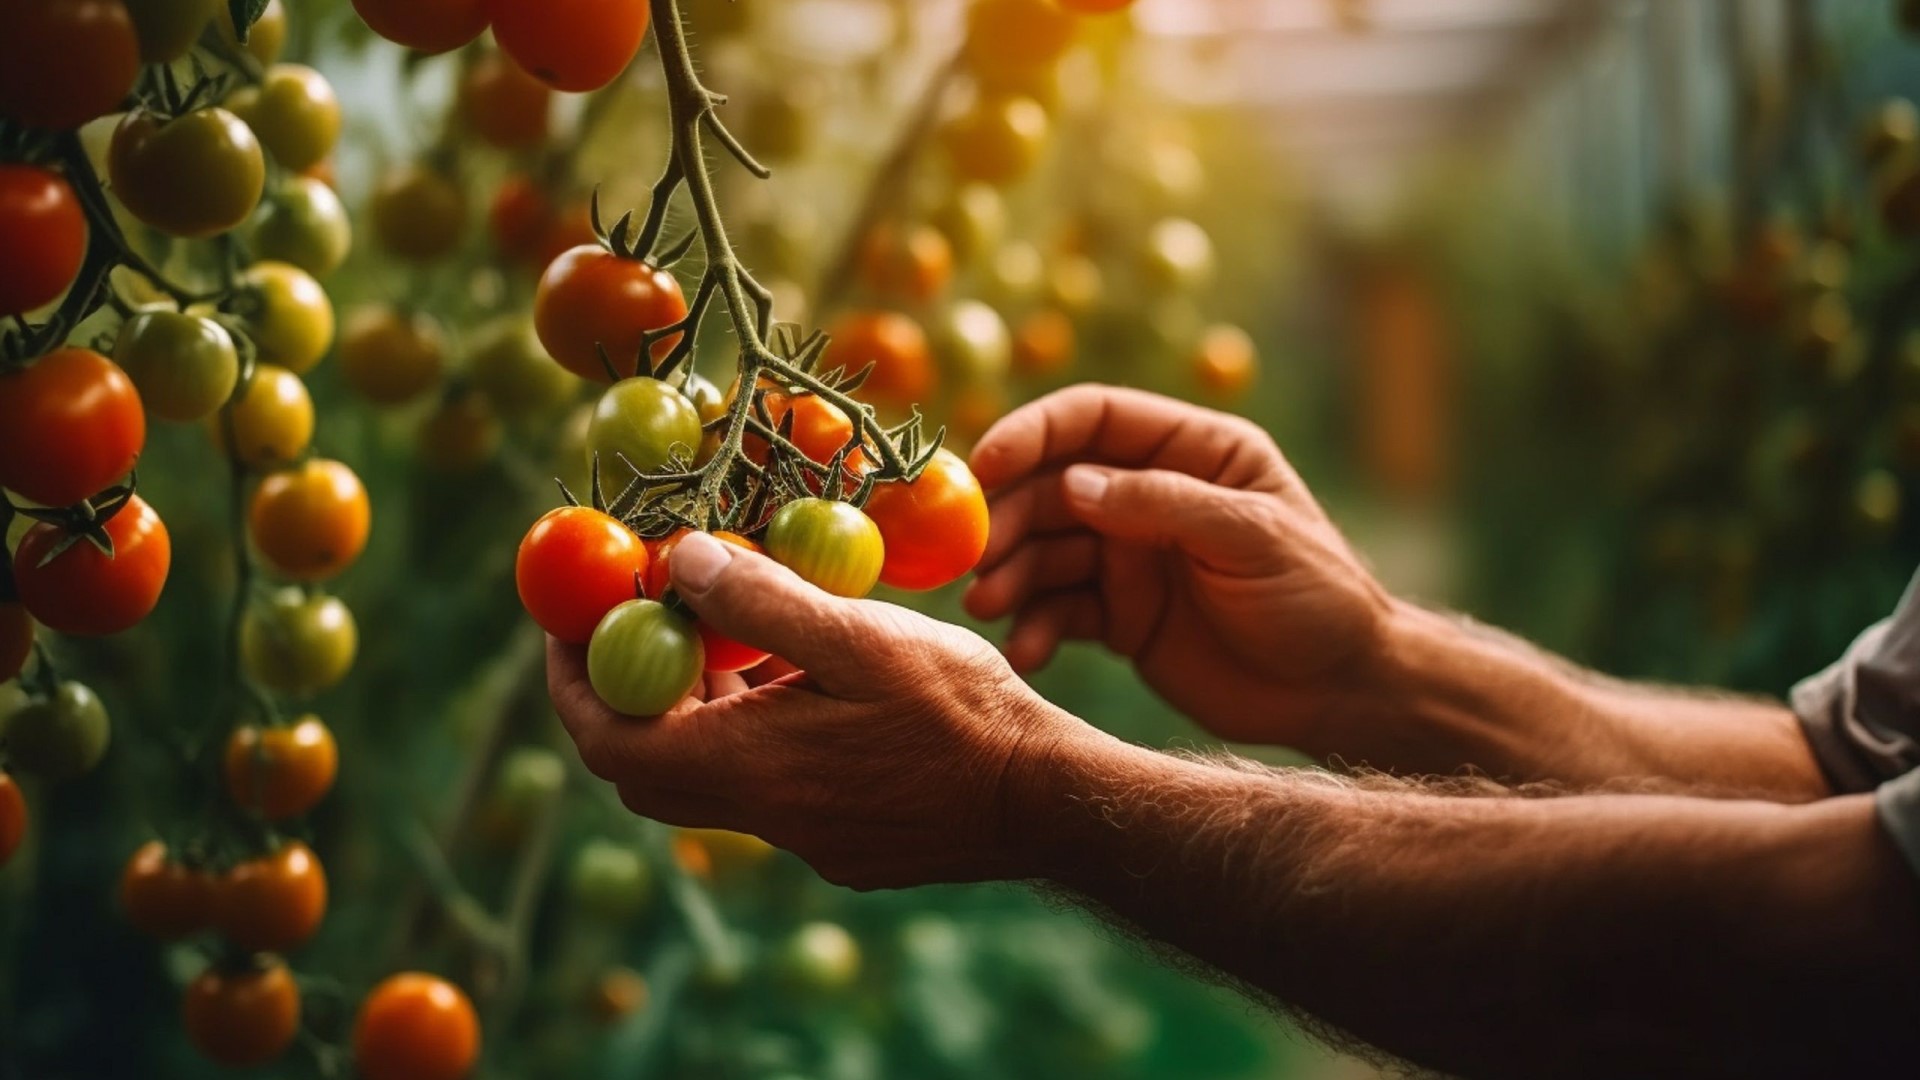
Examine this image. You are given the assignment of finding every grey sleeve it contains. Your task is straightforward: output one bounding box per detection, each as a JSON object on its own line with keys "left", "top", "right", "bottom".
{"left": 1790, "top": 571, "right": 1920, "bottom": 792}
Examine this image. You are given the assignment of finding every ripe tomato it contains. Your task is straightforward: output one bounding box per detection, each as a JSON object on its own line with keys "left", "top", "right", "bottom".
{"left": 935, "top": 299, "right": 1012, "bottom": 384}
{"left": 14, "top": 494, "right": 170, "bottom": 636}
{"left": 250, "top": 175, "right": 352, "bottom": 279}
{"left": 248, "top": 459, "right": 370, "bottom": 582}
{"left": 587, "top": 377, "right": 703, "bottom": 484}
{"left": 489, "top": 174, "right": 551, "bottom": 264}
{"left": 112, "top": 309, "right": 240, "bottom": 422}
{"left": 225, "top": 715, "right": 337, "bottom": 820}
{"left": 461, "top": 51, "right": 550, "bottom": 150}
{"left": 226, "top": 64, "right": 341, "bottom": 173}
{"left": 569, "top": 839, "right": 651, "bottom": 922}
{"left": 863, "top": 448, "right": 989, "bottom": 590}
{"left": 351, "top": 0, "right": 487, "bottom": 53}
{"left": 370, "top": 163, "right": 467, "bottom": 262}
{"left": 1141, "top": 217, "right": 1215, "bottom": 293}
{"left": 218, "top": 840, "right": 327, "bottom": 953}
{"left": 643, "top": 529, "right": 770, "bottom": 673}
{"left": 488, "top": 0, "right": 649, "bottom": 93}
{"left": 0, "top": 347, "right": 144, "bottom": 507}
{"left": 237, "top": 261, "right": 334, "bottom": 373}
{"left": 859, "top": 224, "right": 954, "bottom": 302}
{"left": 354, "top": 973, "right": 481, "bottom": 1080}
{"left": 120, "top": 840, "right": 217, "bottom": 938}
{"left": 1012, "top": 308, "right": 1075, "bottom": 377}
{"left": 827, "top": 311, "right": 935, "bottom": 408}
{"left": 338, "top": 305, "right": 444, "bottom": 405}
{"left": 109, "top": 108, "right": 265, "bottom": 238}
{"left": 963, "top": 0, "right": 1076, "bottom": 81}
{"left": 218, "top": 0, "right": 286, "bottom": 64}
{"left": 418, "top": 390, "right": 502, "bottom": 473}
{"left": 2, "top": 680, "right": 109, "bottom": 781}
{"left": 515, "top": 506, "right": 649, "bottom": 644}
{"left": 0, "top": 772, "right": 24, "bottom": 866}
{"left": 241, "top": 587, "right": 357, "bottom": 696}
{"left": 469, "top": 317, "right": 579, "bottom": 420}
{"left": 212, "top": 364, "right": 313, "bottom": 468}
{"left": 122, "top": 0, "right": 221, "bottom": 60}
{"left": 764, "top": 499, "right": 884, "bottom": 598}
{"left": 0, "top": 165, "right": 86, "bottom": 316}
{"left": 1192, "top": 323, "right": 1257, "bottom": 398}
{"left": 943, "top": 94, "right": 1049, "bottom": 187}
{"left": 727, "top": 378, "right": 858, "bottom": 466}
{"left": 586, "top": 599, "right": 703, "bottom": 716}
{"left": 0, "top": 603, "right": 31, "bottom": 683}
{"left": 534, "top": 246, "right": 687, "bottom": 382}
{"left": 183, "top": 959, "right": 301, "bottom": 1068}
{"left": 0, "top": 0, "right": 140, "bottom": 130}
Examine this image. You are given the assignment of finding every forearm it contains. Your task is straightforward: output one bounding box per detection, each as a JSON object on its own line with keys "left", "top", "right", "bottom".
{"left": 1017, "top": 732, "right": 1920, "bottom": 1079}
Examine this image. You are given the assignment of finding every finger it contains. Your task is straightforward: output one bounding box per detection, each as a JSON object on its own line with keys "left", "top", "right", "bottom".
{"left": 963, "top": 532, "right": 1099, "bottom": 621}
{"left": 1059, "top": 465, "right": 1290, "bottom": 576}
{"left": 744, "top": 655, "right": 803, "bottom": 687}
{"left": 705, "top": 670, "right": 751, "bottom": 700}
{"left": 668, "top": 533, "right": 870, "bottom": 694}
{"left": 977, "top": 471, "right": 1086, "bottom": 572}
{"left": 1004, "top": 590, "right": 1103, "bottom": 674}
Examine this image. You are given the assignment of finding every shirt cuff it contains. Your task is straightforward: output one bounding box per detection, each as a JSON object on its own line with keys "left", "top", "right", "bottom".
{"left": 1875, "top": 768, "right": 1920, "bottom": 882}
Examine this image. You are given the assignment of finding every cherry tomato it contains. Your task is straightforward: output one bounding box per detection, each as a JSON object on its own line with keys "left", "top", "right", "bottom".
{"left": 226, "top": 64, "right": 340, "bottom": 173}
{"left": 212, "top": 364, "right": 313, "bottom": 468}
{"left": 218, "top": 0, "right": 286, "bottom": 64}
{"left": 685, "top": 372, "right": 726, "bottom": 463}
{"left": 0, "top": 165, "right": 86, "bottom": 317}
{"left": 461, "top": 51, "right": 550, "bottom": 150}
{"left": 0, "top": 772, "right": 24, "bottom": 866}
{"left": 0, "top": 603, "right": 31, "bottom": 683}
{"left": 488, "top": 174, "right": 552, "bottom": 265}
{"left": 338, "top": 305, "right": 444, "bottom": 405}
{"left": 943, "top": 94, "right": 1049, "bottom": 187}
{"left": 828, "top": 311, "right": 935, "bottom": 408}
{"left": 353, "top": 973, "right": 481, "bottom": 1080}
{"left": 225, "top": 715, "right": 338, "bottom": 820}
{"left": 122, "top": 0, "right": 221, "bottom": 60}
{"left": 586, "top": 967, "right": 648, "bottom": 1024}
{"left": 250, "top": 175, "right": 352, "bottom": 279}
{"left": 120, "top": 840, "right": 216, "bottom": 938}
{"left": 1141, "top": 217, "right": 1215, "bottom": 293}
{"left": 488, "top": 0, "right": 649, "bottom": 93}
{"left": 14, "top": 494, "right": 170, "bottom": 636}
{"left": 236, "top": 261, "right": 334, "bottom": 373}
{"left": 983, "top": 240, "right": 1044, "bottom": 305}
{"left": 109, "top": 107, "right": 265, "bottom": 238}
{"left": 860, "top": 223, "right": 953, "bottom": 302}
{"left": 1012, "top": 308, "right": 1075, "bottom": 377}
{"left": 569, "top": 838, "right": 651, "bottom": 921}
{"left": 932, "top": 182, "right": 1006, "bottom": 263}
{"left": 241, "top": 587, "right": 356, "bottom": 696}
{"left": 418, "top": 389, "right": 502, "bottom": 473}
{"left": 728, "top": 377, "right": 858, "bottom": 467}
{"left": 352, "top": 0, "right": 487, "bottom": 53}
{"left": 112, "top": 309, "right": 239, "bottom": 422}
{"left": 764, "top": 499, "right": 884, "bottom": 598}
{"left": 643, "top": 530, "right": 770, "bottom": 673}
{"left": 248, "top": 459, "right": 371, "bottom": 582}
{"left": 468, "top": 317, "right": 579, "bottom": 420}
{"left": 1192, "top": 323, "right": 1257, "bottom": 398}
{"left": 0, "top": 0, "right": 140, "bottom": 130}
{"left": 935, "top": 299, "right": 1012, "bottom": 384}
{"left": 370, "top": 163, "right": 467, "bottom": 262}
{"left": 184, "top": 959, "right": 301, "bottom": 1068}
{"left": 534, "top": 246, "right": 688, "bottom": 381}
{"left": 586, "top": 599, "right": 703, "bottom": 716}
{"left": 2, "top": 680, "right": 109, "bottom": 781}
{"left": 964, "top": 0, "right": 1077, "bottom": 80}
{"left": 863, "top": 448, "right": 988, "bottom": 591}
{"left": 0, "top": 347, "right": 144, "bottom": 507}
{"left": 1046, "top": 252, "right": 1102, "bottom": 315}
{"left": 587, "top": 377, "right": 703, "bottom": 485}
{"left": 774, "top": 921, "right": 861, "bottom": 995}
{"left": 515, "top": 506, "right": 649, "bottom": 644}
{"left": 218, "top": 840, "right": 326, "bottom": 953}
{"left": 481, "top": 746, "right": 564, "bottom": 845}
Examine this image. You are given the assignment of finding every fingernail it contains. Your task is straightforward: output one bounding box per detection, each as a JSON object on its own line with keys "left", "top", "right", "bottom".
{"left": 1062, "top": 466, "right": 1108, "bottom": 506}
{"left": 670, "top": 532, "right": 732, "bottom": 593}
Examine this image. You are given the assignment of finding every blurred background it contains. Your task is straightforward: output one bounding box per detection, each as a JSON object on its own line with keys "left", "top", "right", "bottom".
{"left": 6, "top": 0, "right": 1920, "bottom": 1076}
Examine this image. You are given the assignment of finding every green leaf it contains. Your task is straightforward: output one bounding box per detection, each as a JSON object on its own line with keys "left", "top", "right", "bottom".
{"left": 228, "top": 0, "right": 269, "bottom": 43}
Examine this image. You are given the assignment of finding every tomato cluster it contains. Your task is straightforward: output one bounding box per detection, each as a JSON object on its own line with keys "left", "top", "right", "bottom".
{"left": 351, "top": 0, "right": 650, "bottom": 94}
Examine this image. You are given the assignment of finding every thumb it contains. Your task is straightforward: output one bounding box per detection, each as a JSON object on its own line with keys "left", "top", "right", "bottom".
{"left": 667, "top": 532, "right": 866, "bottom": 691}
{"left": 1059, "top": 464, "right": 1289, "bottom": 574}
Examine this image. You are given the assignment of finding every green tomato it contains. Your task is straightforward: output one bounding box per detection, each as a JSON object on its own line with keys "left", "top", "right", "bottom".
{"left": 3, "top": 680, "right": 109, "bottom": 781}
{"left": 569, "top": 838, "right": 652, "bottom": 922}
{"left": 468, "top": 317, "right": 579, "bottom": 421}
{"left": 586, "top": 599, "right": 703, "bottom": 717}
{"left": 773, "top": 921, "right": 861, "bottom": 995}
{"left": 489, "top": 746, "right": 566, "bottom": 819}
{"left": 1140, "top": 217, "right": 1215, "bottom": 294}
{"left": 108, "top": 107, "right": 265, "bottom": 239}
{"left": 249, "top": 176, "right": 352, "bottom": 279}
{"left": 935, "top": 299, "right": 1011, "bottom": 385}
{"left": 764, "top": 499, "right": 884, "bottom": 598}
{"left": 241, "top": 587, "right": 357, "bottom": 697}
{"left": 113, "top": 309, "right": 240, "bottom": 422}
{"left": 123, "top": 0, "right": 223, "bottom": 61}
{"left": 235, "top": 261, "right": 334, "bottom": 374}
{"left": 225, "top": 64, "right": 340, "bottom": 173}
{"left": 586, "top": 377, "right": 703, "bottom": 486}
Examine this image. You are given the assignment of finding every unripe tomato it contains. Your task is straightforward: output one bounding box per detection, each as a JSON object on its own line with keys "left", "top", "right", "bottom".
{"left": 120, "top": 840, "right": 216, "bottom": 938}
{"left": 241, "top": 587, "right": 357, "bottom": 696}
{"left": 515, "top": 506, "right": 649, "bottom": 644}
{"left": 353, "top": 973, "right": 481, "bottom": 1080}
{"left": 569, "top": 838, "right": 652, "bottom": 921}
{"left": 249, "top": 174, "right": 352, "bottom": 279}
{"left": 860, "top": 223, "right": 954, "bottom": 302}
{"left": 727, "top": 377, "right": 858, "bottom": 466}
{"left": 109, "top": 108, "right": 265, "bottom": 238}
{"left": 764, "top": 499, "right": 884, "bottom": 598}
{"left": 1011, "top": 308, "right": 1075, "bottom": 377}
{"left": 685, "top": 372, "right": 727, "bottom": 463}
{"left": 932, "top": 182, "right": 1006, "bottom": 263}
{"left": 469, "top": 317, "right": 579, "bottom": 420}
{"left": 0, "top": 603, "right": 31, "bottom": 683}
{"left": 14, "top": 494, "right": 170, "bottom": 636}
{"left": 112, "top": 309, "right": 239, "bottom": 422}
{"left": 943, "top": 95, "right": 1049, "bottom": 186}
{"left": 0, "top": 165, "right": 87, "bottom": 316}
{"left": 1141, "top": 217, "right": 1215, "bottom": 293}
{"left": 863, "top": 449, "right": 988, "bottom": 590}
{"left": 488, "top": 0, "right": 650, "bottom": 93}
{"left": 352, "top": 0, "right": 487, "bottom": 53}
{"left": 586, "top": 600, "right": 703, "bottom": 716}
{"left": 460, "top": 51, "right": 550, "bottom": 150}
{"left": 370, "top": 163, "right": 467, "bottom": 262}
{"left": 0, "top": 0, "right": 140, "bottom": 130}
{"left": 218, "top": 0, "right": 286, "bottom": 64}
{"left": 218, "top": 841, "right": 326, "bottom": 953}
{"left": 963, "top": 0, "right": 1077, "bottom": 81}
{"left": 2, "top": 680, "right": 109, "bottom": 781}
{"left": 587, "top": 377, "right": 704, "bottom": 483}
{"left": 122, "top": 0, "right": 221, "bottom": 60}
{"left": 226, "top": 64, "right": 340, "bottom": 173}
{"left": 183, "top": 960, "right": 301, "bottom": 1068}
{"left": 1191, "top": 323, "right": 1257, "bottom": 399}
{"left": 248, "top": 459, "right": 369, "bottom": 582}
{"left": 225, "top": 716, "right": 338, "bottom": 820}
{"left": 773, "top": 921, "right": 861, "bottom": 995}
{"left": 643, "top": 530, "right": 770, "bottom": 673}
{"left": 236, "top": 261, "right": 334, "bottom": 373}
{"left": 418, "top": 391, "right": 502, "bottom": 473}
{"left": 827, "top": 311, "right": 934, "bottom": 410}
{"left": 586, "top": 967, "right": 648, "bottom": 1024}
{"left": 0, "top": 772, "right": 22, "bottom": 866}
{"left": 0, "top": 347, "right": 144, "bottom": 506}
{"left": 212, "top": 364, "right": 313, "bottom": 468}
{"left": 482, "top": 746, "right": 565, "bottom": 844}
{"left": 535, "top": 246, "right": 688, "bottom": 382}
{"left": 935, "top": 299, "right": 1012, "bottom": 385}
{"left": 338, "top": 306, "right": 444, "bottom": 405}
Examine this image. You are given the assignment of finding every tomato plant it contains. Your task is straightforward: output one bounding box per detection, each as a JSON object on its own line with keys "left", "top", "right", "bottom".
{"left": 468, "top": 316, "right": 579, "bottom": 420}
{"left": 515, "top": 506, "right": 650, "bottom": 644}
{"left": 370, "top": 163, "right": 468, "bottom": 261}
{"left": 644, "top": 529, "right": 771, "bottom": 672}
{"left": 236, "top": 260, "right": 335, "bottom": 373}
{"left": 864, "top": 448, "right": 989, "bottom": 590}
{"left": 0, "top": 603, "right": 31, "bottom": 683}
{"left": 943, "top": 94, "right": 1050, "bottom": 187}
{"left": 585, "top": 599, "right": 703, "bottom": 716}
{"left": 534, "top": 246, "right": 688, "bottom": 381}
{"left": 217, "top": 840, "right": 327, "bottom": 953}
{"left": 569, "top": 838, "right": 652, "bottom": 922}
{"left": 764, "top": 498, "right": 885, "bottom": 598}
{"left": 120, "top": 840, "right": 216, "bottom": 938}
{"left": 1192, "top": 323, "right": 1257, "bottom": 398}
{"left": 0, "top": 165, "right": 86, "bottom": 317}
{"left": 211, "top": 363, "right": 314, "bottom": 468}
{"left": 248, "top": 174, "right": 352, "bottom": 279}
{"left": 488, "top": 0, "right": 650, "bottom": 93}
{"left": 248, "top": 458, "right": 371, "bottom": 582}
{"left": 225, "top": 716, "right": 338, "bottom": 820}
{"left": 338, "top": 305, "right": 445, "bottom": 405}
{"left": 108, "top": 107, "right": 266, "bottom": 238}
{"left": 14, "top": 494, "right": 171, "bottom": 636}
{"left": 351, "top": 0, "right": 487, "bottom": 53}
{"left": 112, "top": 309, "right": 240, "bottom": 422}
{"left": 353, "top": 973, "right": 481, "bottom": 1080}
{"left": 1, "top": 680, "right": 109, "bottom": 781}
{"left": 0, "top": 772, "right": 24, "bottom": 866}
{"left": 227, "top": 63, "right": 341, "bottom": 173}
{"left": 461, "top": 50, "right": 551, "bottom": 150}
{"left": 240, "top": 587, "right": 357, "bottom": 696}
{"left": 586, "top": 377, "right": 704, "bottom": 484}
{"left": 182, "top": 959, "right": 301, "bottom": 1068}
{"left": 0, "top": 346, "right": 145, "bottom": 507}
{"left": 0, "top": 0, "right": 140, "bottom": 130}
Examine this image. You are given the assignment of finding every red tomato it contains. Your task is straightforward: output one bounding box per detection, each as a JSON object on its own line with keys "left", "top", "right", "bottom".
{"left": 826, "top": 311, "right": 934, "bottom": 409}
{"left": 516, "top": 506, "right": 649, "bottom": 644}
{"left": 0, "top": 348, "right": 144, "bottom": 507}
{"left": 489, "top": 174, "right": 550, "bottom": 265}
{"left": 120, "top": 840, "right": 217, "bottom": 938}
{"left": 183, "top": 959, "right": 301, "bottom": 1068}
{"left": 351, "top": 0, "right": 488, "bottom": 53}
{"left": 0, "top": 602, "right": 31, "bottom": 682}
{"left": 642, "top": 529, "right": 769, "bottom": 673}
{"left": 534, "top": 245, "right": 687, "bottom": 382}
{"left": 217, "top": 841, "right": 327, "bottom": 953}
{"left": 0, "top": 0, "right": 140, "bottom": 130}
{"left": 13, "top": 494, "right": 170, "bottom": 636}
{"left": 862, "top": 448, "right": 989, "bottom": 590}
{"left": 488, "top": 0, "right": 649, "bottom": 93}
{"left": 460, "top": 50, "right": 550, "bottom": 149}
{"left": 0, "top": 773, "right": 24, "bottom": 867}
{"left": 353, "top": 973, "right": 481, "bottom": 1080}
{"left": 0, "top": 166, "right": 87, "bottom": 316}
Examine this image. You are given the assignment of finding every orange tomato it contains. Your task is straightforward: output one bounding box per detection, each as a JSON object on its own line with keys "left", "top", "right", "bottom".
{"left": 224, "top": 716, "right": 338, "bottom": 820}
{"left": 121, "top": 840, "right": 217, "bottom": 939}
{"left": 489, "top": 0, "right": 649, "bottom": 93}
{"left": 218, "top": 841, "right": 327, "bottom": 953}
{"left": 727, "top": 377, "right": 858, "bottom": 467}
{"left": 1011, "top": 308, "right": 1075, "bottom": 377}
{"left": 248, "top": 458, "right": 371, "bottom": 582}
{"left": 354, "top": 972, "right": 481, "bottom": 1080}
{"left": 1191, "top": 324, "right": 1257, "bottom": 399}
{"left": 643, "top": 529, "right": 770, "bottom": 673}
{"left": 183, "top": 959, "right": 301, "bottom": 1068}
{"left": 827, "top": 311, "right": 935, "bottom": 408}
{"left": 534, "top": 245, "right": 687, "bottom": 382}
{"left": 863, "top": 448, "right": 989, "bottom": 590}
{"left": 0, "top": 772, "right": 24, "bottom": 867}
{"left": 859, "top": 223, "right": 953, "bottom": 302}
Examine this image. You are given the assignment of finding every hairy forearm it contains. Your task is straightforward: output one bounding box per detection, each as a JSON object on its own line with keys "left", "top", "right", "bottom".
{"left": 1018, "top": 733, "right": 1920, "bottom": 1079}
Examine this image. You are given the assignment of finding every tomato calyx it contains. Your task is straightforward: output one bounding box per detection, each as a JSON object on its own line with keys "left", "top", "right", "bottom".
{"left": 6, "top": 471, "right": 144, "bottom": 566}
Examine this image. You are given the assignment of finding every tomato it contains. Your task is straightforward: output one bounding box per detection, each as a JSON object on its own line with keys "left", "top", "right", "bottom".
{"left": 418, "top": 388, "right": 503, "bottom": 473}
{"left": 489, "top": 174, "right": 550, "bottom": 264}
{"left": 249, "top": 175, "right": 352, "bottom": 279}
{"left": 121, "top": 0, "right": 221, "bottom": 60}
{"left": 2, "top": 680, "right": 109, "bottom": 781}
{"left": 469, "top": 317, "right": 579, "bottom": 420}
{"left": 370, "top": 163, "right": 467, "bottom": 262}
{"left": 764, "top": 499, "right": 884, "bottom": 598}
{"left": 1863, "top": 99, "right": 1919, "bottom": 168}
{"left": 935, "top": 300, "right": 1012, "bottom": 384}
{"left": 586, "top": 599, "right": 703, "bottom": 716}
{"left": 0, "top": 772, "right": 24, "bottom": 866}
{"left": 965, "top": 0, "right": 1076, "bottom": 79}
{"left": 14, "top": 494, "right": 170, "bottom": 636}
{"left": 354, "top": 973, "right": 480, "bottom": 1080}
{"left": 685, "top": 372, "right": 726, "bottom": 463}
{"left": 225, "top": 715, "right": 338, "bottom": 820}
{"left": 218, "top": 840, "right": 326, "bottom": 953}
{"left": 586, "top": 967, "right": 648, "bottom": 1024}
{"left": 339, "top": 305, "right": 444, "bottom": 405}
{"left": 112, "top": 309, "right": 239, "bottom": 422}
{"left": 675, "top": 827, "right": 775, "bottom": 879}
{"left": 932, "top": 182, "right": 1006, "bottom": 263}
{"left": 859, "top": 223, "right": 954, "bottom": 302}
{"left": 109, "top": 108, "right": 265, "bottom": 238}
{"left": 241, "top": 587, "right": 357, "bottom": 696}
{"left": 481, "top": 746, "right": 564, "bottom": 844}
{"left": 943, "top": 94, "right": 1049, "bottom": 187}
{"left": 643, "top": 530, "right": 770, "bottom": 673}
{"left": 863, "top": 448, "right": 988, "bottom": 590}
{"left": 569, "top": 838, "right": 651, "bottom": 921}
{"left": 774, "top": 921, "right": 861, "bottom": 995}
{"left": 1011, "top": 308, "right": 1075, "bottom": 377}
{"left": 488, "top": 0, "right": 649, "bottom": 93}
{"left": 1046, "top": 252, "right": 1102, "bottom": 315}
{"left": 226, "top": 64, "right": 340, "bottom": 173}
{"left": 535, "top": 246, "right": 688, "bottom": 382}
{"left": 1191, "top": 323, "right": 1257, "bottom": 399}
{"left": 983, "top": 240, "right": 1044, "bottom": 305}
{"left": 515, "top": 506, "right": 649, "bottom": 644}
{"left": 728, "top": 377, "right": 858, "bottom": 466}
{"left": 212, "top": 364, "right": 313, "bottom": 468}
{"left": 587, "top": 377, "right": 704, "bottom": 483}
{"left": 461, "top": 51, "right": 550, "bottom": 149}
{"left": 120, "top": 840, "right": 216, "bottom": 938}
{"left": 0, "top": 603, "right": 31, "bottom": 683}
{"left": 236, "top": 261, "right": 334, "bottom": 373}
{"left": 1141, "top": 217, "right": 1215, "bottom": 293}
{"left": 248, "top": 459, "right": 370, "bottom": 582}
{"left": 0, "top": 0, "right": 139, "bottom": 130}
{"left": 0, "top": 347, "right": 144, "bottom": 506}
{"left": 0, "top": 165, "right": 86, "bottom": 317}
{"left": 218, "top": 0, "right": 287, "bottom": 64}
{"left": 352, "top": 0, "right": 487, "bottom": 53}
{"left": 184, "top": 959, "right": 301, "bottom": 1068}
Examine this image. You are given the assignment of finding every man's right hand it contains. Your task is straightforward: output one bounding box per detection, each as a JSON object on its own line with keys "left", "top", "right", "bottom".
{"left": 964, "top": 385, "right": 1391, "bottom": 746}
